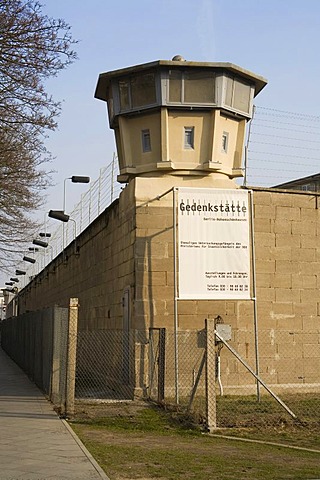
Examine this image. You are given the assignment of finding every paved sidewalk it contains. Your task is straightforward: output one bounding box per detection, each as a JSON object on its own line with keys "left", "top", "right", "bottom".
{"left": 0, "top": 346, "right": 110, "bottom": 480}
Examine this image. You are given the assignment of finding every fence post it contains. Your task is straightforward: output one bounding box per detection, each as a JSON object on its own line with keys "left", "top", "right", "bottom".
{"left": 65, "top": 298, "right": 79, "bottom": 416}
{"left": 158, "top": 328, "right": 166, "bottom": 403}
{"left": 205, "top": 318, "right": 217, "bottom": 432}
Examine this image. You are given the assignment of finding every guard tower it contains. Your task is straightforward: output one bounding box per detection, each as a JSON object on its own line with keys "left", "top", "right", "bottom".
{"left": 95, "top": 56, "right": 267, "bottom": 189}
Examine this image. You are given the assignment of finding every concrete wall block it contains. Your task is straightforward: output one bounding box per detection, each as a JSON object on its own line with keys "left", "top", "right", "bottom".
{"left": 272, "top": 220, "right": 291, "bottom": 234}
{"left": 300, "top": 289, "right": 320, "bottom": 305}
{"left": 150, "top": 258, "right": 174, "bottom": 272}
{"left": 256, "top": 287, "right": 276, "bottom": 302}
{"left": 275, "top": 288, "right": 300, "bottom": 303}
{"left": 257, "top": 273, "right": 274, "bottom": 288}
{"left": 255, "top": 232, "right": 275, "bottom": 247}
{"left": 292, "top": 195, "right": 317, "bottom": 209}
{"left": 276, "top": 316, "right": 303, "bottom": 331}
{"left": 271, "top": 302, "right": 294, "bottom": 315}
{"left": 275, "top": 260, "right": 299, "bottom": 274}
{"left": 300, "top": 235, "right": 318, "bottom": 249}
{"left": 292, "top": 248, "right": 316, "bottom": 263}
{"left": 255, "top": 259, "right": 276, "bottom": 274}
{"left": 254, "top": 218, "right": 272, "bottom": 233}
{"left": 303, "top": 358, "right": 320, "bottom": 375}
{"left": 150, "top": 241, "right": 169, "bottom": 258}
{"left": 178, "top": 301, "right": 198, "bottom": 315}
{"left": 255, "top": 245, "right": 272, "bottom": 261}
{"left": 275, "top": 233, "right": 300, "bottom": 248}
{"left": 275, "top": 206, "right": 300, "bottom": 221}
{"left": 150, "top": 285, "right": 175, "bottom": 300}
{"left": 277, "top": 342, "right": 303, "bottom": 359}
{"left": 145, "top": 228, "right": 174, "bottom": 243}
{"left": 302, "top": 275, "right": 317, "bottom": 289}
{"left": 301, "top": 316, "right": 319, "bottom": 331}
{"left": 197, "top": 300, "right": 227, "bottom": 315}
{"left": 136, "top": 213, "right": 172, "bottom": 230}
{"left": 254, "top": 204, "right": 276, "bottom": 219}
{"left": 236, "top": 301, "right": 254, "bottom": 317}
{"left": 270, "top": 247, "right": 292, "bottom": 261}
{"left": 273, "top": 274, "right": 292, "bottom": 288}
{"left": 302, "top": 344, "right": 320, "bottom": 358}
{"left": 252, "top": 192, "right": 272, "bottom": 206}
{"left": 291, "top": 220, "right": 316, "bottom": 236}
{"left": 271, "top": 193, "right": 294, "bottom": 207}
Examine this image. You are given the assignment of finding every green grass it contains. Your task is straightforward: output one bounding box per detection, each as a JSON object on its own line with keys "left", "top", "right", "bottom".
{"left": 71, "top": 404, "right": 320, "bottom": 480}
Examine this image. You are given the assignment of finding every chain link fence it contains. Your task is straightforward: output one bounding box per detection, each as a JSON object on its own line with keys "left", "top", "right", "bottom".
{"left": 73, "top": 324, "right": 320, "bottom": 431}
{"left": 2, "top": 309, "right": 319, "bottom": 431}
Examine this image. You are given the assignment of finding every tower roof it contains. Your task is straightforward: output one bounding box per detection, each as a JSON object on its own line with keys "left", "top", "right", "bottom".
{"left": 95, "top": 59, "right": 267, "bottom": 102}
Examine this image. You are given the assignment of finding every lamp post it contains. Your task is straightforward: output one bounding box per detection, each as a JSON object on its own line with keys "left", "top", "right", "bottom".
{"left": 63, "top": 176, "right": 90, "bottom": 212}
{"left": 48, "top": 210, "right": 77, "bottom": 257}
{"left": 32, "top": 238, "right": 53, "bottom": 267}
{"left": 62, "top": 176, "right": 90, "bottom": 254}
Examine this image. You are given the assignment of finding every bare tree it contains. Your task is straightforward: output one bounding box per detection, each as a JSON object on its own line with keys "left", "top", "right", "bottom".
{"left": 0, "top": 0, "right": 77, "bottom": 272}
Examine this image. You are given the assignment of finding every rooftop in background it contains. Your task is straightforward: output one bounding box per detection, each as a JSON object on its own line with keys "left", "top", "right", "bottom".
{"left": 273, "top": 172, "right": 320, "bottom": 192}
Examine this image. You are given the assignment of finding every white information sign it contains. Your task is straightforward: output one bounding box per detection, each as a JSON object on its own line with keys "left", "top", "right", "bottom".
{"left": 178, "top": 188, "right": 251, "bottom": 300}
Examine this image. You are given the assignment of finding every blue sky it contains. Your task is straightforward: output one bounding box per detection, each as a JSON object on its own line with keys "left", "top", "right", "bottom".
{"left": 40, "top": 0, "right": 320, "bottom": 210}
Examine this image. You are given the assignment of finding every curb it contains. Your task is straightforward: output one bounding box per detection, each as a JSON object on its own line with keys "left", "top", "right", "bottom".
{"left": 61, "top": 419, "right": 111, "bottom": 479}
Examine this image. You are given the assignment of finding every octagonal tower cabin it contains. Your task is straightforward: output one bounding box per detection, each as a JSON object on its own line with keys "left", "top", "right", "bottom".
{"left": 95, "top": 56, "right": 267, "bottom": 195}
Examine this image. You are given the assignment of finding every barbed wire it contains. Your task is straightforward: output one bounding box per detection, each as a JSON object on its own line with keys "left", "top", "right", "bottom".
{"left": 246, "top": 105, "right": 320, "bottom": 186}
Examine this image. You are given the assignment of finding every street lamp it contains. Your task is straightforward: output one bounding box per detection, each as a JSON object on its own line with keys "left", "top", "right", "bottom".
{"left": 33, "top": 239, "right": 49, "bottom": 248}
{"left": 48, "top": 209, "right": 77, "bottom": 257}
{"left": 23, "top": 256, "right": 36, "bottom": 264}
{"left": 64, "top": 175, "right": 90, "bottom": 212}
{"left": 15, "top": 269, "right": 26, "bottom": 275}
{"left": 48, "top": 210, "right": 69, "bottom": 222}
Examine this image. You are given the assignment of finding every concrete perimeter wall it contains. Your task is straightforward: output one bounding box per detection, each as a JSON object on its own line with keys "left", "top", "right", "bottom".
{"left": 12, "top": 185, "right": 320, "bottom": 393}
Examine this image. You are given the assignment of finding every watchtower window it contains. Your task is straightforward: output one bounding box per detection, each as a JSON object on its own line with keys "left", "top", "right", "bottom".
{"left": 169, "top": 70, "right": 215, "bottom": 104}
{"left": 222, "top": 132, "right": 229, "bottom": 153}
{"left": 225, "top": 76, "right": 251, "bottom": 114}
{"left": 184, "top": 127, "right": 194, "bottom": 149}
{"left": 141, "top": 129, "right": 151, "bottom": 152}
{"left": 119, "top": 72, "right": 156, "bottom": 111}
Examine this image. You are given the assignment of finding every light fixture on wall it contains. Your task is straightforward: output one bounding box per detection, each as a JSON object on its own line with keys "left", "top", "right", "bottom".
{"left": 48, "top": 210, "right": 70, "bottom": 222}
{"left": 33, "top": 239, "right": 49, "bottom": 248}
{"left": 64, "top": 176, "right": 90, "bottom": 212}
{"left": 15, "top": 269, "right": 26, "bottom": 275}
{"left": 48, "top": 210, "right": 78, "bottom": 257}
{"left": 23, "top": 256, "right": 36, "bottom": 264}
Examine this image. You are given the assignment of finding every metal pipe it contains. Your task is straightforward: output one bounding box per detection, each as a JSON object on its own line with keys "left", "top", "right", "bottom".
{"left": 173, "top": 187, "right": 179, "bottom": 404}
{"left": 217, "top": 350, "right": 224, "bottom": 396}
{"left": 249, "top": 189, "right": 261, "bottom": 401}
{"left": 214, "top": 330, "right": 296, "bottom": 419}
